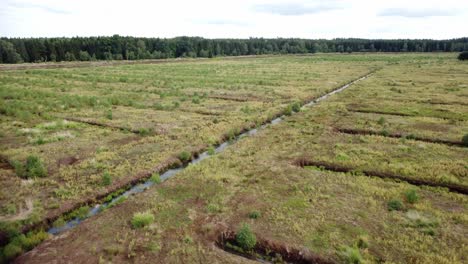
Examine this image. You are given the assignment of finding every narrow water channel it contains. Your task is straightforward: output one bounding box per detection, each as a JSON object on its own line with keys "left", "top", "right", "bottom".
{"left": 48, "top": 73, "right": 371, "bottom": 235}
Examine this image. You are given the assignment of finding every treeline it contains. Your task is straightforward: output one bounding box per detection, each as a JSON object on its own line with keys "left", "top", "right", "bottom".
{"left": 0, "top": 35, "right": 467, "bottom": 63}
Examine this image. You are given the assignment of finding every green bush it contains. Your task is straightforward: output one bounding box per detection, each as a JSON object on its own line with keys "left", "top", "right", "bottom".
{"left": 13, "top": 155, "right": 47, "bottom": 179}
{"left": 462, "top": 134, "right": 468, "bottom": 147}
{"left": 405, "top": 189, "right": 419, "bottom": 204}
{"left": 179, "top": 151, "right": 191, "bottom": 162}
{"left": 131, "top": 211, "right": 154, "bottom": 228}
{"left": 387, "top": 199, "right": 404, "bottom": 211}
{"left": 291, "top": 102, "right": 301, "bottom": 113}
{"left": 248, "top": 211, "right": 261, "bottom": 219}
{"left": 2, "top": 231, "right": 48, "bottom": 261}
{"left": 150, "top": 172, "right": 161, "bottom": 184}
{"left": 68, "top": 206, "right": 90, "bottom": 220}
{"left": 458, "top": 51, "right": 468, "bottom": 61}
{"left": 102, "top": 171, "right": 112, "bottom": 186}
{"left": 3, "top": 243, "right": 22, "bottom": 259}
{"left": 236, "top": 223, "right": 256, "bottom": 251}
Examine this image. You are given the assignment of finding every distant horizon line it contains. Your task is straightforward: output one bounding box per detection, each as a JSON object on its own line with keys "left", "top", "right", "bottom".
{"left": 1, "top": 35, "right": 467, "bottom": 41}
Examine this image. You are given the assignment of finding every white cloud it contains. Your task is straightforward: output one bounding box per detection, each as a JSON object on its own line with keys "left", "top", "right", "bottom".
{"left": 0, "top": 0, "right": 467, "bottom": 39}
{"left": 378, "top": 8, "right": 459, "bottom": 18}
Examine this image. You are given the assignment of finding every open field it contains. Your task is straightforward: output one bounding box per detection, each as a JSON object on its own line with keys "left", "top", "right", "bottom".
{"left": 0, "top": 53, "right": 467, "bottom": 263}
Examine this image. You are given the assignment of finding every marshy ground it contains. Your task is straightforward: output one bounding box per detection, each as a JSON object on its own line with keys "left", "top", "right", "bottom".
{"left": 0, "top": 53, "right": 467, "bottom": 263}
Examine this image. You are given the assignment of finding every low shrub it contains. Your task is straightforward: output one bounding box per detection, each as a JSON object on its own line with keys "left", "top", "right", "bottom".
{"left": 357, "top": 237, "right": 368, "bottom": 249}
{"left": 248, "top": 211, "right": 261, "bottom": 219}
{"left": 387, "top": 199, "right": 404, "bottom": 211}
{"left": 2, "top": 231, "right": 48, "bottom": 261}
{"left": 179, "top": 151, "right": 191, "bottom": 162}
{"left": 291, "top": 102, "right": 301, "bottom": 113}
{"left": 2, "top": 243, "right": 22, "bottom": 259}
{"left": 236, "top": 223, "right": 256, "bottom": 251}
{"left": 131, "top": 211, "right": 154, "bottom": 228}
{"left": 458, "top": 51, "right": 468, "bottom": 61}
{"left": 13, "top": 155, "right": 47, "bottom": 179}
{"left": 404, "top": 189, "right": 419, "bottom": 204}
{"left": 462, "top": 133, "right": 468, "bottom": 147}
{"left": 102, "top": 171, "right": 112, "bottom": 186}
{"left": 68, "top": 205, "right": 90, "bottom": 220}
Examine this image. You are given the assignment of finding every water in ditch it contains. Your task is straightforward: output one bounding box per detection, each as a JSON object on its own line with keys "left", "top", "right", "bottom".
{"left": 48, "top": 74, "right": 370, "bottom": 235}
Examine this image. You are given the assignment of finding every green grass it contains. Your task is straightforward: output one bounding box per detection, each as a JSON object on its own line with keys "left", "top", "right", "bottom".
{"left": 131, "top": 211, "right": 155, "bottom": 229}
{"left": 2, "top": 54, "right": 467, "bottom": 263}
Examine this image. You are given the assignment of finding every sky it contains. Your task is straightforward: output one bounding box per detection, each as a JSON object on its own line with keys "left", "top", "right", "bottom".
{"left": 0, "top": 0, "right": 467, "bottom": 39}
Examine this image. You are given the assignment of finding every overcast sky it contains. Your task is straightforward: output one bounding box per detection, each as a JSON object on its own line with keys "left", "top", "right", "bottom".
{"left": 1, "top": 0, "right": 467, "bottom": 39}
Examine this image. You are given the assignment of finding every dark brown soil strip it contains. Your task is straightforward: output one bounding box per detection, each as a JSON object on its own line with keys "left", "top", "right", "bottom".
{"left": 346, "top": 109, "right": 414, "bottom": 117}
{"left": 346, "top": 109, "right": 466, "bottom": 121}
{"left": 293, "top": 159, "right": 467, "bottom": 195}
{"left": 335, "top": 127, "right": 465, "bottom": 147}
{"left": 422, "top": 100, "right": 468, "bottom": 107}
{"left": 178, "top": 108, "right": 223, "bottom": 116}
{"left": 62, "top": 117, "right": 153, "bottom": 135}
{"left": 209, "top": 95, "right": 266, "bottom": 102}
{"left": 0, "top": 155, "right": 14, "bottom": 170}
{"left": 217, "top": 229, "right": 335, "bottom": 264}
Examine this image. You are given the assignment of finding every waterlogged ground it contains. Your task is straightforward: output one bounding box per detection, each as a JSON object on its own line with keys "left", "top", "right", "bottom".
{"left": 0, "top": 55, "right": 376, "bottom": 230}
{"left": 1, "top": 53, "right": 467, "bottom": 263}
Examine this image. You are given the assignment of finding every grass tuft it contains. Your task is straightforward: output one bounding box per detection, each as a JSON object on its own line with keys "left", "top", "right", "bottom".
{"left": 131, "top": 211, "right": 154, "bottom": 228}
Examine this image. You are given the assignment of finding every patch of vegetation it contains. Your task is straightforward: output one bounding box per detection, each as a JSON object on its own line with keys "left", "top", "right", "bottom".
{"left": 458, "top": 51, "right": 468, "bottom": 61}
{"left": 236, "top": 223, "right": 256, "bottom": 251}
{"left": 404, "top": 189, "right": 419, "bottom": 204}
{"left": 207, "top": 146, "right": 215, "bottom": 155}
{"left": 131, "top": 211, "right": 154, "bottom": 228}
{"left": 102, "top": 171, "right": 112, "bottom": 186}
{"left": 13, "top": 155, "right": 47, "bottom": 179}
{"left": 1, "top": 231, "right": 49, "bottom": 261}
{"left": 105, "top": 109, "right": 113, "bottom": 120}
{"left": 291, "top": 102, "right": 301, "bottom": 113}
{"left": 248, "top": 211, "right": 261, "bottom": 219}
{"left": 68, "top": 205, "right": 90, "bottom": 220}
{"left": 462, "top": 133, "right": 468, "bottom": 147}
{"left": 377, "top": 116, "right": 386, "bottom": 125}
{"left": 178, "top": 151, "right": 191, "bottom": 162}
{"left": 150, "top": 172, "right": 161, "bottom": 184}
{"left": 138, "top": 128, "right": 152, "bottom": 136}
{"left": 338, "top": 246, "right": 364, "bottom": 264}
{"left": 387, "top": 199, "right": 404, "bottom": 211}
{"left": 192, "top": 97, "right": 200, "bottom": 104}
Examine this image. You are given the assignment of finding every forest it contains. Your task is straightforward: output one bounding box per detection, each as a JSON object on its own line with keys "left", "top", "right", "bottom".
{"left": 0, "top": 35, "right": 467, "bottom": 63}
